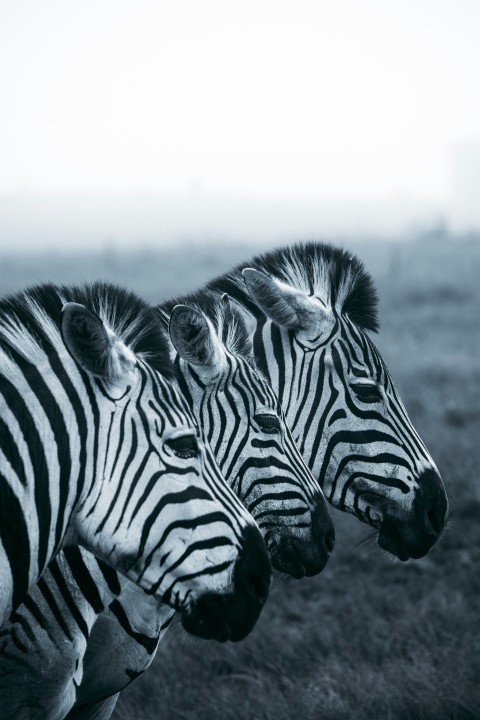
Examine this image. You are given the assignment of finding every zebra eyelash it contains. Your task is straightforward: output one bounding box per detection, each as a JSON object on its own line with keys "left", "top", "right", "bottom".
{"left": 253, "top": 413, "right": 282, "bottom": 433}
{"left": 350, "top": 382, "right": 382, "bottom": 403}
{"left": 164, "top": 434, "right": 200, "bottom": 459}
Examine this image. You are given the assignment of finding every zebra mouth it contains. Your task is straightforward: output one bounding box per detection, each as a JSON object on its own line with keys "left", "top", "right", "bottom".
{"left": 278, "top": 541, "right": 306, "bottom": 579}
{"left": 180, "top": 588, "right": 265, "bottom": 643}
{"left": 265, "top": 533, "right": 306, "bottom": 579}
{"left": 377, "top": 527, "right": 411, "bottom": 561}
{"left": 181, "top": 602, "right": 232, "bottom": 642}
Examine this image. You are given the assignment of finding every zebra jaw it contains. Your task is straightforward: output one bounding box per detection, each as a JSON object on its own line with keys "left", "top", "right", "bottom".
{"left": 264, "top": 523, "right": 333, "bottom": 579}
{"left": 180, "top": 526, "right": 271, "bottom": 643}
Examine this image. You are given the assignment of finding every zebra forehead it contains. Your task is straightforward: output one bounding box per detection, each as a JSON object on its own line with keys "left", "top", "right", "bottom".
{"left": 160, "top": 290, "right": 255, "bottom": 367}
{"left": 208, "top": 241, "right": 379, "bottom": 333}
{"left": 0, "top": 282, "right": 174, "bottom": 378}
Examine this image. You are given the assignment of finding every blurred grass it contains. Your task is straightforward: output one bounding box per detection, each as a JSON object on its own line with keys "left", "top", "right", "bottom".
{"left": 1, "top": 234, "right": 479, "bottom": 720}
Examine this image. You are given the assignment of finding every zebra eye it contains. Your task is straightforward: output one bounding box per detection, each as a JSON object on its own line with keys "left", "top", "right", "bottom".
{"left": 165, "top": 434, "right": 199, "bottom": 459}
{"left": 351, "top": 383, "right": 382, "bottom": 403}
{"left": 254, "top": 413, "right": 281, "bottom": 433}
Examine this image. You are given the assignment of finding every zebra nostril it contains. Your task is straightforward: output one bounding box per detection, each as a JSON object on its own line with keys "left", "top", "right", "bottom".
{"left": 235, "top": 525, "right": 271, "bottom": 604}
{"left": 416, "top": 467, "right": 448, "bottom": 540}
{"left": 325, "top": 528, "right": 335, "bottom": 554}
{"left": 246, "top": 571, "right": 269, "bottom": 604}
{"left": 426, "top": 507, "right": 443, "bottom": 537}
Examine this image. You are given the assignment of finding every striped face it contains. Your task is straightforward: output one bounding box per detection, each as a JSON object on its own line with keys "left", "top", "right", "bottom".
{"left": 0, "top": 294, "right": 270, "bottom": 638}
{"left": 242, "top": 270, "right": 448, "bottom": 561}
{"left": 61, "top": 305, "right": 271, "bottom": 642}
{"left": 169, "top": 301, "right": 334, "bottom": 579}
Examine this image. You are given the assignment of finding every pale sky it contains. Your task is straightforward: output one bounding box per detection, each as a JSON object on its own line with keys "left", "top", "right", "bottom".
{"left": 1, "top": 0, "right": 479, "bottom": 203}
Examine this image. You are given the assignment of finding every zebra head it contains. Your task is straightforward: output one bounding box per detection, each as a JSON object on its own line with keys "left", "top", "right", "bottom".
{"left": 235, "top": 243, "right": 448, "bottom": 561}
{"left": 166, "top": 292, "right": 335, "bottom": 579}
{"left": 59, "top": 291, "right": 270, "bottom": 642}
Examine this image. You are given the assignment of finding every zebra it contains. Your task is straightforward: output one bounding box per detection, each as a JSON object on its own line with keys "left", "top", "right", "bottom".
{"left": 165, "top": 292, "right": 334, "bottom": 577}
{"left": 0, "top": 281, "right": 271, "bottom": 639}
{"left": 63, "top": 242, "right": 449, "bottom": 720}
{"left": 207, "top": 241, "right": 449, "bottom": 559}
{"left": 0, "top": 290, "right": 334, "bottom": 719}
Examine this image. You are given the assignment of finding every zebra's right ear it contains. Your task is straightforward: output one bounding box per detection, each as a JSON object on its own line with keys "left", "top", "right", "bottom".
{"left": 242, "top": 268, "right": 316, "bottom": 329}
{"left": 169, "top": 305, "right": 224, "bottom": 377}
{"left": 61, "top": 302, "right": 136, "bottom": 383}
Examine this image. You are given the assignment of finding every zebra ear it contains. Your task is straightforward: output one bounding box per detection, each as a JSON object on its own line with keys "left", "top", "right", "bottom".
{"left": 221, "top": 292, "right": 232, "bottom": 316}
{"left": 169, "top": 305, "right": 224, "bottom": 373}
{"left": 220, "top": 293, "right": 234, "bottom": 342}
{"left": 242, "top": 268, "right": 318, "bottom": 330}
{"left": 61, "top": 302, "right": 136, "bottom": 382}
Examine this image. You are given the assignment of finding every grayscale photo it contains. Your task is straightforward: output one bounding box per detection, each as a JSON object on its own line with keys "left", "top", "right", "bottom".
{"left": 0, "top": 2, "right": 478, "bottom": 719}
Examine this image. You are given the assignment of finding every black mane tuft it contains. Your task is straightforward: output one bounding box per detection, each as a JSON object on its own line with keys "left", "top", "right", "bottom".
{"left": 0, "top": 281, "right": 173, "bottom": 378}
{"left": 208, "top": 241, "right": 379, "bottom": 333}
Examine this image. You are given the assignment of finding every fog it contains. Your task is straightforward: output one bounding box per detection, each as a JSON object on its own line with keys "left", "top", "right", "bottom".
{"left": 1, "top": 0, "right": 479, "bottom": 248}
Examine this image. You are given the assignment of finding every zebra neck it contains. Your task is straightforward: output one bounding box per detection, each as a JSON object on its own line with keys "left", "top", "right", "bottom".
{"left": 224, "top": 296, "right": 290, "bottom": 400}
{"left": 219, "top": 292, "right": 329, "bottom": 482}
{"left": 0, "top": 362, "right": 101, "bottom": 621}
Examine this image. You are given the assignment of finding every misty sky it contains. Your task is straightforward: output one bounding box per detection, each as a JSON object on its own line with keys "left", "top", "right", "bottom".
{"left": 1, "top": 0, "right": 479, "bottom": 203}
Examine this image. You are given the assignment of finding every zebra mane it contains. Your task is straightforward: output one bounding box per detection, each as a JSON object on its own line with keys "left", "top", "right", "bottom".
{"left": 0, "top": 281, "right": 173, "bottom": 378}
{"left": 208, "top": 241, "right": 379, "bottom": 333}
{"left": 160, "top": 290, "right": 254, "bottom": 365}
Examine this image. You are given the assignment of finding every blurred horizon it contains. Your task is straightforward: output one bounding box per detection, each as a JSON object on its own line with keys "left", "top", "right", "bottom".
{"left": 0, "top": 189, "right": 480, "bottom": 254}
{"left": 0, "top": 187, "right": 477, "bottom": 253}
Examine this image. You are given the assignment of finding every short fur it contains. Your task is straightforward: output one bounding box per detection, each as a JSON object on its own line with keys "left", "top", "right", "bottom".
{"left": 0, "top": 281, "right": 173, "bottom": 378}
{"left": 208, "top": 241, "right": 379, "bottom": 333}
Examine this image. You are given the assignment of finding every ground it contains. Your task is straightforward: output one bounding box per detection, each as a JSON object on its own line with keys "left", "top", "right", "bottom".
{"left": 1, "top": 232, "right": 478, "bottom": 720}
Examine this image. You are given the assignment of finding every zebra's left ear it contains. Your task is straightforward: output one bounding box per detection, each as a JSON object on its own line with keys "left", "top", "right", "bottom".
{"left": 221, "top": 293, "right": 233, "bottom": 320}
{"left": 169, "top": 305, "right": 225, "bottom": 379}
{"left": 61, "top": 302, "right": 136, "bottom": 384}
{"left": 242, "top": 268, "right": 326, "bottom": 331}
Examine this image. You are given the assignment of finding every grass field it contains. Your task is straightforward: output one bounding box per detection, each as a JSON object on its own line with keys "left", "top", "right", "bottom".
{"left": 1, "top": 234, "right": 479, "bottom": 719}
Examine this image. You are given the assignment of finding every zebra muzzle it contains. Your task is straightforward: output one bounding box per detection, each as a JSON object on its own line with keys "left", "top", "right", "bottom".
{"left": 264, "top": 495, "right": 335, "bottom": 578}
{"left": 377, "top": 467, "right": 448, "bottom": 560}
{"left": 181, "top": 525, "right": 271, "bottom": 642}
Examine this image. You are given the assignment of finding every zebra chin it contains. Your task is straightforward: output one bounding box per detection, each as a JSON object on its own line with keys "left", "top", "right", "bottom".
{"left": 180, "top": 525, "right": 271, "bottom": 643}
{"left": 265, "top": 500, "right": 336, "bottom": 579}
{"left": 377, "top": 468, "right": 449, "bottom": 561}
{"left": 377, "top": 524, "right": 441, "bottom": 561}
